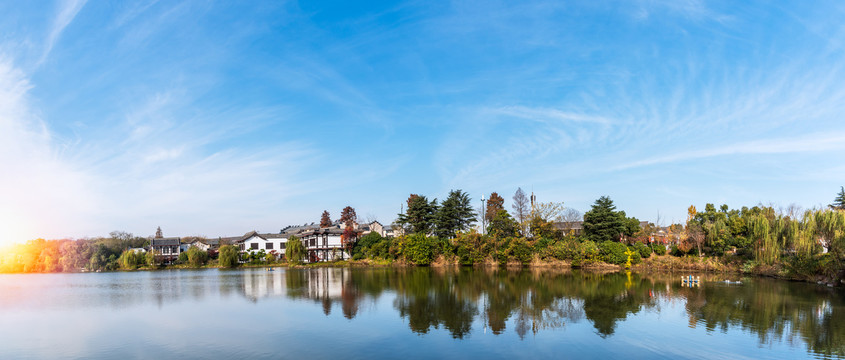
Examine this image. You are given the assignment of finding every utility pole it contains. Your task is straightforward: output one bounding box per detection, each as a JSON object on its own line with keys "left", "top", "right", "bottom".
{"left": 481, "top": 194, "right": 487, "bottom": 235}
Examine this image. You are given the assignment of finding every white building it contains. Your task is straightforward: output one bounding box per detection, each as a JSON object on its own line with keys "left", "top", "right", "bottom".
{"left": 299, "top": 228, "right": 350, "bottom": 262}
{"left": 237, "top": 231, "right": 289, "bottom": 259}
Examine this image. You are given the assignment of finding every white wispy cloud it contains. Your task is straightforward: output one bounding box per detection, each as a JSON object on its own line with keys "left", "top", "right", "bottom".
{"left": 0, "top": 58, "right": 100, "bottom": 244}
{"left": 614, "top": 132, "right": 845, "bottom": 171}
{"left": 37, "top": 0, "right": 87, "bottom": 67}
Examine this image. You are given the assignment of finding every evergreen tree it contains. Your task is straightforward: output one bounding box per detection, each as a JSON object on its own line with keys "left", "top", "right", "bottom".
{"left": 485, "top": 192, "right": 505, "bottom": 224}
{"left": 397, "top": 194, "right": 438, "bottom": 234}
{"left": 583, "top": 196, "right": 626, "bottom": 242}
{"left": 831, "top": 186, "right": 845, "bottom": 210}
{"left": 434, "top": 189, "right": 476, "bottom": 238}
{"left": 488, "top": 209, "right": 520, "bottom": 238}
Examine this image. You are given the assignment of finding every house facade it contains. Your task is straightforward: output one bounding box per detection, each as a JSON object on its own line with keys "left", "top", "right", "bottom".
{"left": 237, "top": 231, "right": 289, "bottom": 260}
{"left": 299, "top": 228, "right": 349, "bottom": 262}
{"left": 150, "top": 237, "right": 181, "bottom": 263}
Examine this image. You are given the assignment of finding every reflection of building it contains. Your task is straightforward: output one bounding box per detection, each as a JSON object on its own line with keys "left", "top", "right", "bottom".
{"left": 150, "top": 237, "right": 181, "bottom": 263}
{"left": 241, "top": 269, "right": 286, "bottom": 300}
{"left": 287, "top": 268, "right": 359, "bottom": 318}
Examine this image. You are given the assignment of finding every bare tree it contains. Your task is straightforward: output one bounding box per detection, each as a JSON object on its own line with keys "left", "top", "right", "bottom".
{"left": 530, "top": 201, "right": 566, "bottom": 223}
{"left": 686, "top": 223, "right": 705, "bottom": 257}
{"left": 559, "top": 208, "right": 582, "bottom": 235}
{"left": 512, "top": 188, "right": 529, "bottom": 235}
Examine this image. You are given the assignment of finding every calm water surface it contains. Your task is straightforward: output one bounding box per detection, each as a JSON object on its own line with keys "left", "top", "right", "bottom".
{"left": 0, "top": 268, "right": 843, "bottom": 359}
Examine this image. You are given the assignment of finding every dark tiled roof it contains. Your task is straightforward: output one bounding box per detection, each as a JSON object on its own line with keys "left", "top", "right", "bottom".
{"left": 151, "top": 237, "right": 180, "bottom": 246}
{"left": 300, "top": 228, "right": 344, "bottom": 236}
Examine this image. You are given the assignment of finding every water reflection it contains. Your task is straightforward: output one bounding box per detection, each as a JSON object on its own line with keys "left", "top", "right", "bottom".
{"left": 1, "top": 268, "right": 843, "bottom": 358}
{"left": 276, "top": 267, "right": 845, "bottom": 357}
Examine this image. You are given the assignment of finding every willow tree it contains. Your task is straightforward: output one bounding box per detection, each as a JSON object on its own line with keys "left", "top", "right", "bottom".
{"left": 218, "top": 245, "right": 239, "bottom": 268}
{"left": 286, "top": 236, "right": 305, "bottom": 264}
{"left": 749, "top": 215, "right": 777, "bottom": 265}
{"left": 796, "top": 210, "right": 818, "bottom": 257}
{"left": 814, "top": 210, "right": 845, "bottom": 264}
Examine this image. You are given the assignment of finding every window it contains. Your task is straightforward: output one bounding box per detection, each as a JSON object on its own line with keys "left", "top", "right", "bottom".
{"left": 280, "top": 243, "right": 286, "bottom": 249}
{"left": 266, "top": 243, "right": 273, "bottom": 250}
{"left": 251, "top": 243, "right": 258, "bottom": 250}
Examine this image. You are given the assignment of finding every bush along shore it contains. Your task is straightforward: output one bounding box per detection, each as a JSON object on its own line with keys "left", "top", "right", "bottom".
{"left": 2, "top": 189, "right": 845, "bottom": 288}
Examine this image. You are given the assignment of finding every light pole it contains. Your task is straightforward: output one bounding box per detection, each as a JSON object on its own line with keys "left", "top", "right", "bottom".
{"left": 481, "top": 194, "right": 487, "bottom": 235}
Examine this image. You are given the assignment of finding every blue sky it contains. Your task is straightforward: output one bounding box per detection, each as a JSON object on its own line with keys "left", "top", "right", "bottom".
{"left": 2, "top": 0, "right": 845, "bottom": 243}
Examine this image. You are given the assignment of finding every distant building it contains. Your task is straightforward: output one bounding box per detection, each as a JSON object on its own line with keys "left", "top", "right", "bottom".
{"left": 236, "top": 231, "right": 289, "bottom": 260}
{"left": 299, "top": 228, "right": 349, "bottom": 262}
{"left": 359, "top": 221, "right": 385, "bottom": 237}
{"left": 383, "top": 224, "right": 403, "bottom": 238}
{"left": 189, "top": 238, "right": 219, "bottom": 252}
{"left": 150, "top": 237, "right": 181, "bottom": 263}
{"left": 553, "top": 221, "right": 583, "bottom": 237}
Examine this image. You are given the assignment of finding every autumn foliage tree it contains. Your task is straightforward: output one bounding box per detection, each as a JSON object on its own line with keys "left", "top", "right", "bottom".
{"left": 340, "top": 206, "right": 358, "bottom": 255}
{"left": 485, "top": 192, "right": 505, "bottom": 224}
{"left": 320, "top": 210, "right": 332, "bottom": 227}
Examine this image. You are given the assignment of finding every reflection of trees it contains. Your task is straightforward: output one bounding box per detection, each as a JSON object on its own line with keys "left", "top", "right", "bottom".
{"left": 683, "top": 278, "right": 845, "bottom": 358}
{"left": 278, "top": 267, "right": 845, "bottom": 356}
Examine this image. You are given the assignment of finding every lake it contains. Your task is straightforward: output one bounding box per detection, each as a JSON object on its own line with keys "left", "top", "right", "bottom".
{"left": 0, "top": 267, "right": 843, "bottom": 359}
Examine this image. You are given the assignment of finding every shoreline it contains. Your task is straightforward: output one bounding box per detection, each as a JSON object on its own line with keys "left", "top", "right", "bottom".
{"left": 9, "top": 255, "right": 838, "bottom": 288}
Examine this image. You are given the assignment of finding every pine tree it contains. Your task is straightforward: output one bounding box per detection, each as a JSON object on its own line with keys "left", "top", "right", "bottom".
{"left": 397, "top": 194, "right": 438, "bottom": 234}
{"left": 435, "top": 189, "right": 476, "bottom": 238}
{"left": 830, "top": 186, "right": 845, "bottom": 210}
{"left": 583, "top": 196, "right": 626, "bottom": 242}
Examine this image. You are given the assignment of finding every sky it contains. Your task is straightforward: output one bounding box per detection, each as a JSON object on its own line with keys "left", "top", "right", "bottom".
{"left": 1, "top": 0, "right": 845, "bottom": 244}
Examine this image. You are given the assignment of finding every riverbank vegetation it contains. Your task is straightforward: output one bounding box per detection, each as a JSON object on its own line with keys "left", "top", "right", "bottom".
{"left": 2, "top": 187, "right": 844, "bottom": 285}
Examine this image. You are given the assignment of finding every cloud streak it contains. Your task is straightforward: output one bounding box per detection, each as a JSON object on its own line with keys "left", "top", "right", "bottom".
{"left": 37, "top": 0, "right": 87, "bottom": 67}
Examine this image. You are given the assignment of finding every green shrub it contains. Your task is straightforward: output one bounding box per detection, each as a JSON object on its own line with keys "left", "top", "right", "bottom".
{"left": 399, "top": 233, "right": 436, "bottom": 265}
{"left": 508, "top": 237, "right": 532, "bottom": 264}
{"left": 599, "top": 241, "right": 627, "bottom": 265}
{"left": 581, "top": 240, "right": 600, "bottom": 264}
{"left": 628, "top": 246, "right": 642, "bottom": 265}
{"left": 670, "top": 245, "right": 685, "bottom": 257}
{"left": 634, "top": 242, "right": 652, "bottom": 258}
{"left": 653, "top": 244, "right": 667, "bottom": 256}
{"left": 534, "top": 237, "right": 554, "bottom": 259}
